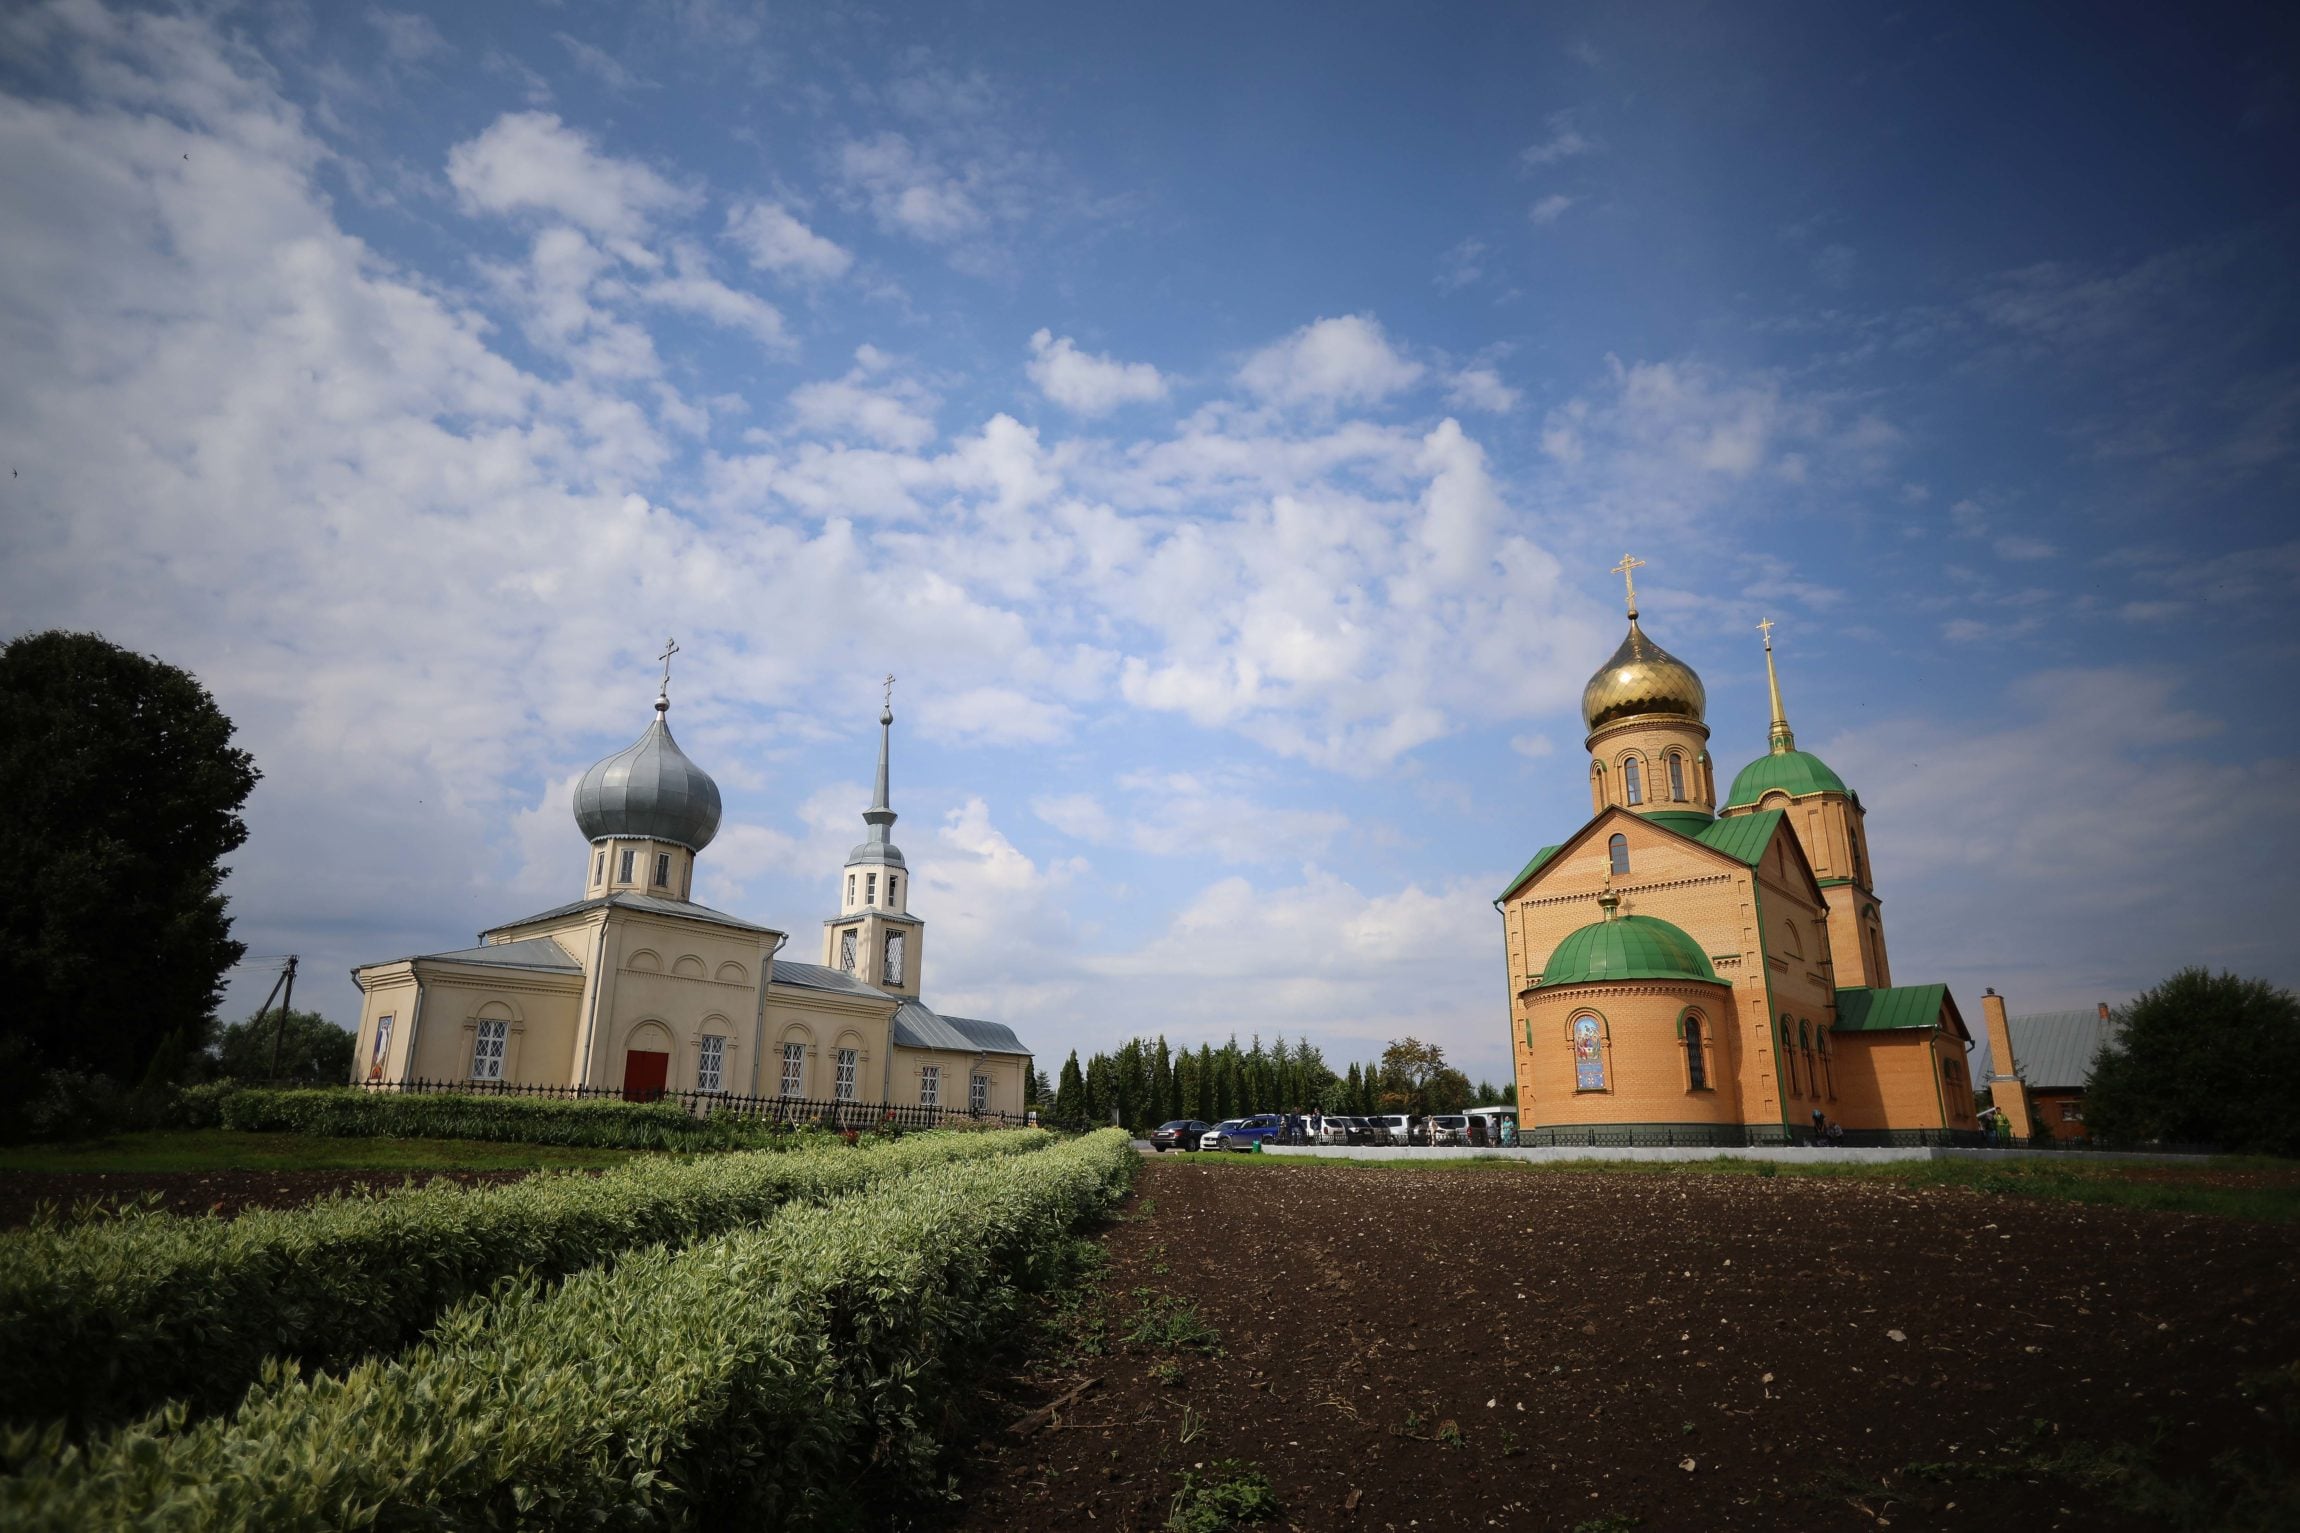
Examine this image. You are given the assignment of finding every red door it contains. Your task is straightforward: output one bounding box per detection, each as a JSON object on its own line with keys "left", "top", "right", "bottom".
{"left": 622, "top": 1050, "right": 669, "bottom": 1102}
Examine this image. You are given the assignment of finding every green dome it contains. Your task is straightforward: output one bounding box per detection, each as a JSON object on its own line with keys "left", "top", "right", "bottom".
{"left": 1725, "top": 749, "right": 1847, "bottom": 808}
{"left": 1537, "top": 913, "right": 1722, "bottom": 989}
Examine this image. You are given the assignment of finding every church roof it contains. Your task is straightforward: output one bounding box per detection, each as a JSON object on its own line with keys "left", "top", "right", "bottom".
{"left": 1833, "top": 984, "right": 1948, "bottom": 1032}
{"left": 420, "top": 937, "right": 584, "bottom": 972}
{"left": 1497, "top": 844, "right": 1564, "bottom": 903}
{"left": 1691, "top": 809, "right": 1785, "bottom": 866}
{"left": 1582, "top": 617, "right": 1707, "bottom": 732}
{"left": 491, "top": 891, "right": 779, "bottom": 937}
{"left": 2005, "top": 1008, "right": 2120, "bottom": 1090}
{"left": 892, "top": 1000, "right": 1032, "bottom": 1056}
{"left": 573, "top": 700, "right": 723, "bottom": 853}
{"left": 770, "top": 959, "right": 889, "bottom": 998}
{"left": 1725, "top": 749, "right": 1848, "bottom": 808}
{"left": 1536, "top": 912, "right": 1722, "bottom": 988}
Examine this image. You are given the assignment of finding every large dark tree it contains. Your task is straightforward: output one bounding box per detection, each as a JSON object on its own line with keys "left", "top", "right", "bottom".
{"left": 0, "top": 631, "right": 258, "bottom": 1081}
{"left": 2084, "top": 968, "right": 2300, "bottom": 1156}
{"left": 211, "top": 1007, "right": 354, "bottom": 1086}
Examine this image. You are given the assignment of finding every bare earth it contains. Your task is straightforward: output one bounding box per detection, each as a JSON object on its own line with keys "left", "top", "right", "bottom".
{"left": 944, "top": 1156, "right": 2300, "bottom": 1532}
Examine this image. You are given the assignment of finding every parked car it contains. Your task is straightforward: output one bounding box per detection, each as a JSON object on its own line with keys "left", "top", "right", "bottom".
{"left": 1424, "top": 1113, "right": 1472, "bottom": 1146}
{"left": 1150, "top": 1119, "right": 1212, "bottom": 1152}
{"left": 1220, "top": 1113, "right": 1285, "bottom": 1151}
{"left": 1367, "top": 1113, "right": 1414, "bottom": 1146}
{"left": 1201, "top": 1119, "right": 1244, "bottom": 1151}
{"left": 1313, "top": 1115, "right": 1361, "bottom": 1146}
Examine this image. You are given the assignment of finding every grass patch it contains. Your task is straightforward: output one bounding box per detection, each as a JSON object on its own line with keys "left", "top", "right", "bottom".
{"left": 1166, "top": 1459, "right": 1279, "bottom": 1532}
{"left": 1124, "top": 1293, "right": 1223, "bottom": 1353}
{"left": 0, "top": 1130, "right": 648, "bottom": 1174}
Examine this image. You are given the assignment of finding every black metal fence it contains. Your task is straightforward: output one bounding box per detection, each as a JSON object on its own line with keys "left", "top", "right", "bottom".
{"left": 1416, "top": 1123, "right": 2215, "bottom": 1153}
{"left": 359, "top": 1076, "right": 1038, "bottom": 1133}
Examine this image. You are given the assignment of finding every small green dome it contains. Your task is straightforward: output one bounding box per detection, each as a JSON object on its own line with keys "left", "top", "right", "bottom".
{"left": 1537, "top": 913, "right": 1722, "bottom": 988}
{"left": 1725, "top": 749, "right": 1847, "bottom": 808}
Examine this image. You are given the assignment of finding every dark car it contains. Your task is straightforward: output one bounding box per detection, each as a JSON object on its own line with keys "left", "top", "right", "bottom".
{"left": 1150, "top": 1119, "right": 1213, "bottom": 1152}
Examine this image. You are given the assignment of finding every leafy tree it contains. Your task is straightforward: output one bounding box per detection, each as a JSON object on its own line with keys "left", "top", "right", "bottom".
{"left": 0, "top": 631, "right": 258, "bottom": 1082}
{"left": 1376, "top": 1037, "right": 1448, "bottom": 1113}
{"left": 211, "top": 1007, "right": 355, "bottom": 1085}
{"left": 2085, "top": 968, "right": 2300, "bottom": 1155}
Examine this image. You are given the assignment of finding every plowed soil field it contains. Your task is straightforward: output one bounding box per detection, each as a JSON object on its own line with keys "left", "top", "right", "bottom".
{"left": 946, "top": 1156, "right": 2299, "bottom": 1532}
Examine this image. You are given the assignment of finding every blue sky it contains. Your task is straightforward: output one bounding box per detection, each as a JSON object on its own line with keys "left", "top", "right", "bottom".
{"left": 2, "top": 1, "right": 2294, "bottom": 1085}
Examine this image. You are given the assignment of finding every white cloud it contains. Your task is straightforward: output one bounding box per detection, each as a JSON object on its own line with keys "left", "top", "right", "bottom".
{"left": 724, "top": 199, "right": 852, "bottom": 281}
{"left": 446, "top": 111, "right": 694, "bottom": 239}
{"left": 1519, "top": 109, "right": 1594, "bottom": 167}
{"left": 1529, "top": 193, "right": 1575, "bottom": 226}
{"left": 912, "top": 687, "right": 1073, "bottom": 747}
{"left": 835, "top": 131, "right": 983, "bottom": 242}
{"left": 632, "top": 244, "right": 790, "bottom": 351}
{"left": 1236, "top": 314, "right": 1423, "bottom": 410}
{"left": 1446, "top": 365, "right": 1520, "bottom": 413}
{"left": 1435, "top": 237, "right": 1487, "bottom": 292}
{"left": 1026, "top": 329, "right": 1167, "bottom": 416}
{"left": 368, "top": 9, "right": 447, "bottom": 64}
{"left": 784, "top": 348, "right": 939, "bottom": 448}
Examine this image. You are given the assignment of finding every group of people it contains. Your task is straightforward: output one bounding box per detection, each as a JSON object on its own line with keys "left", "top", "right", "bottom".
{"left": 1809, "top": 1109, "right": 1845, "bottom": 1147}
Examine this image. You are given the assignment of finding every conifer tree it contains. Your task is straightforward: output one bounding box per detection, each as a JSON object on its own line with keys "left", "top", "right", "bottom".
{"left": 1052, "top": 1050, "right": 1085, "bottom": 1122}
{"left": 1197, "top": 1042, "right": 1216, "bottom": 1120}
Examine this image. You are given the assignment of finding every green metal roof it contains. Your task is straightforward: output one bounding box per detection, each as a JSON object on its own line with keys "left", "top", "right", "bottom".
{"left": 1833, "top": 984, "right": 1947, "bottom": 1032}
{"left": 1725, "top": 749, "right": 1848, "bottom": 808}
{"left": 1639, "top": 809, "right": 1716, "bottom": 837}
{"left": 1497, "top": 843, "right": 1563, "bottom": 903}
{"left": 1536, "top": 914, "right": 1723, "bottom": 988}
{"left": 1692, "top": 810, "right": 1783, "bottom": 867}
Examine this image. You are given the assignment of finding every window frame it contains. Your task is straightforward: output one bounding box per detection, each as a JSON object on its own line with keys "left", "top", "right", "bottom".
{"left": 1682, "top": 1011, "right": 1708, "bottom": 1091}
{"left": 1608, "top": 833, "right": 1630, "bottom": 876}
{"left": 970, "top": 1072, "right": 989, "bottom": 1114}
{"left": 618, "top": 847, "right": 636, "bottom": 883}
{"left": 780, "top": 1040, "right": 805, "bottom": 1098}
{"left": 697, "top": 1034, "right": 726, "bottom": 1093}
{"left": 883, "top": 931, "right": 906, "bottom": 986}
{"left": 838, "top": 928, "right": 857, "bottom": 973}
{"left": 652, "top": 852, "right": 670, "bottom": 888}
{"left": 920, "top": 1064, "right": 940, "bottom": 1108}
{"left": 1667, "top": 752, "right": 1686, "bottom": 802}
{"left": 835, "top": 1047, "right": 858, "bottom": 1102}
{"left": 470, "top": 1018, "right": 508, "bottom": 1081}
{"left": 1622, "top": 756, "right": 1644, "bottom": 806}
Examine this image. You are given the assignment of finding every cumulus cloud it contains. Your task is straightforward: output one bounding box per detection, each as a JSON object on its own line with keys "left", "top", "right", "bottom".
{"left": 724, "top": 199, "right": 852, "bottom": 281}
{"left": 835, "top": 131, "right": 983, "bottom": 242}
{"left": 1529, "top": 193, "right": 1576, "bottom": 226}
{"left": 1026, "top": 329, "right": 1166, "bottom": 415}
{"left": 1236, "top": 314, "right": 1424, "bottom": 409}
{"left": 1519, "top": 109, "right": 1594, "bottom": 167}
{"left": 446, "top": 111, "right": 694, "bottom": 238}
{"left": 1446, "top": 365, "right": 1520, "bottom": 413}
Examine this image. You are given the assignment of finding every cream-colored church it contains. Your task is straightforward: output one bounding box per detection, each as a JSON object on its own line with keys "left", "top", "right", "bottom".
{"left": 349, "top": 666, "right": 1033, "bottom": 1115}
{"left": 1498, "top": 560, "right": 1980, "bottom": 1144}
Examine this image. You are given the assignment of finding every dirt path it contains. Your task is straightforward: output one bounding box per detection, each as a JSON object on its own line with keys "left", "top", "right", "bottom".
{"left": 947, "top": 1157, "right": 2299, "bottom": 1532}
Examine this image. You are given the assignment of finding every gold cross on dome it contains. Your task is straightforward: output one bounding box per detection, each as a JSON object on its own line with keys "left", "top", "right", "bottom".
{"left": 1611, "top": 554, "right": 1646, "bottom": 616}
{"left": 882, "top": 672, "right": 896, "bottom": 709}
{"left": 1756, "top": 616, "right": 1775, "bottom": 648}
{"left": 658, "top": 637, "right": 679, "bottom": 693}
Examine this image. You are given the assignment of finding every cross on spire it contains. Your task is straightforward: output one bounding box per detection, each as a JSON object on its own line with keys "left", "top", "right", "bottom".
{"left": 882, "top": 672, "right": 896, "bottom": 710}
{"left": 655, "top": 637, "right": 679, "bottom": 713}
{"left": 1756, "top": 616, "right": 1775, "bottom": 648}
{"left": 1611, "top": 553, "right": 1647, "bottom": 618}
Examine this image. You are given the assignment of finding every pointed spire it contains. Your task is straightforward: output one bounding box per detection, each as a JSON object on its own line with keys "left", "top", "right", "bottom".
{"left": 1758, "top": 618, "right": 1796, "bottom": 754}
{"left": 870, "top": 676, "right": 894, "bottom": 815}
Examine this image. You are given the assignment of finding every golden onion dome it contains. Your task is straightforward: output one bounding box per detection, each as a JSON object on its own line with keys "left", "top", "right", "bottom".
{"left": 1581, "top": 617, "right": 1707, "bottom": 733}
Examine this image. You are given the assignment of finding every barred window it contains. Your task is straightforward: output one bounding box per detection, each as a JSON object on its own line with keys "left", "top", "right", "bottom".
{"left": 835, "top": 1048, "right": 858, "bottom": 1101}
{"left": 780, "top": 1041, "right": 804, "bottom": 1097}
{"left": 920, "top": 1065, "right": 940, "bottom": 1108}
{"left": 883, "top": 932, "right": 906, "bottom": 986}
{"left": 839, "top": 928, "right": 857, "bottom": 973}
{"left": 471, "top": 1019, "right": 507, "bottom": 1080}
{"left": 971, "top": 1072, "right": 989, "bottom": 1114}
{"left": 697, "top": 1035, "right": 725, "bottom": 1093}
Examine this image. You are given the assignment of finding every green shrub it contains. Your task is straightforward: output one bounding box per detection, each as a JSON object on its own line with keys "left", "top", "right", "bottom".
{"left": 0, "top": 1130, "right": 1135, "bottom": 1531}
{"left": 218, "top": 1086, "right": 802, "bottom": 1150}
{"left": 0, "top": 1128, "right": 1049, "bottom": 1439}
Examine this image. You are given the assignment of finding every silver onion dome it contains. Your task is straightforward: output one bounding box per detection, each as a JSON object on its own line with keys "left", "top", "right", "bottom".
{"left": 572, "top": 692, "right": 722, "bottom": 853}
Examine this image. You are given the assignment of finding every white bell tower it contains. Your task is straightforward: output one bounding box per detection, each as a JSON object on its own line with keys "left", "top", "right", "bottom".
{"left": 822, "top": 676, "right": 923, "bottom": 997}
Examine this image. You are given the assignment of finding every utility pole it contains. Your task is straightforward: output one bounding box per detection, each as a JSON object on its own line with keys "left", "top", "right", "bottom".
{"left": 265, "top": 955, "right": 300, "bottom": 1081}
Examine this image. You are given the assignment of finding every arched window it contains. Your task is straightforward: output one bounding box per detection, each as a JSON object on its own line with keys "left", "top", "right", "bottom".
{"left": 1608, "top": 834, "right": 1630, "bottom": 875}
{"left": 1684, "top": 1014, "right": 1707, "bottom": 1090}
{"left": 1801, "top": 1021, "right": 1817, "bottom": 1101}
{"left": 1780, "top": 1017, "right": 1800, "bottom": 1095}
{"left": 1623, "top": 757, "right": 1644, "bottom": 806}
{"left": 1667, "top": 752, "right": 1687, "bottom": 802}
{"left": 1819, "top": 1030, "right": 1835, "bottom": 1100}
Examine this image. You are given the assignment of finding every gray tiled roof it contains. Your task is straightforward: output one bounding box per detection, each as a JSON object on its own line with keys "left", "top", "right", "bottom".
{"left": 770, "top": 959, "right": 891, "bottom": 999}
{"left": 489, "top": 891, "right": 779, "bottom": 937}
{"left": 423, "top": 937, "right": 584, "bottom": 973}
{"left": 2006, "top": 1008, "right": 2120, "bottom": 1091}
{"left": 892, "top": 1000, "right": 1031, "bottom": 1056}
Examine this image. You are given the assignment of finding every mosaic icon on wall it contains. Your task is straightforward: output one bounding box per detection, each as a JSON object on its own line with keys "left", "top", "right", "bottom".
{"left": 1573, "top": 1014, "right": 1605, "bottom": 1091}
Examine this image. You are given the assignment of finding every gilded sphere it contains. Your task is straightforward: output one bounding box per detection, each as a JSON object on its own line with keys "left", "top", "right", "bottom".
{"left": 1581, "top": 619, "right": 1707, "bottom": 732}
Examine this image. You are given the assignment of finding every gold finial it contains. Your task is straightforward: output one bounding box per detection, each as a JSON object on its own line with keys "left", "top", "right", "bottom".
{"left": 1758, "top": 619, "right": 1795, "bottom": 755}
{"left": 656, "top": 637, "right": 680, "bottom": 713}
{"left": 1597, "top": 884, "right": 1622, "bottom": 921}
{"left": 1611, "top": 554, "right": 1647, "bottom": 619}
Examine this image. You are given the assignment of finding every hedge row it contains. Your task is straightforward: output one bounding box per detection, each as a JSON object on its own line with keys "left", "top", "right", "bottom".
{"left": 0, "top": 1127, "right": 1050, "bottom": 1438}
{"left": 219, "top": 1086, "right": 793, "bottom": 1150}
{"left": 0, "top": 1129, "right": 1135, "bottom": 1531}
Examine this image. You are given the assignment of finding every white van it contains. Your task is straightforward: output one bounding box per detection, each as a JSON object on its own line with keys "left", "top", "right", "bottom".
{"left": 1464, "top": 1106, "right": 1518, "bottom": 1146}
